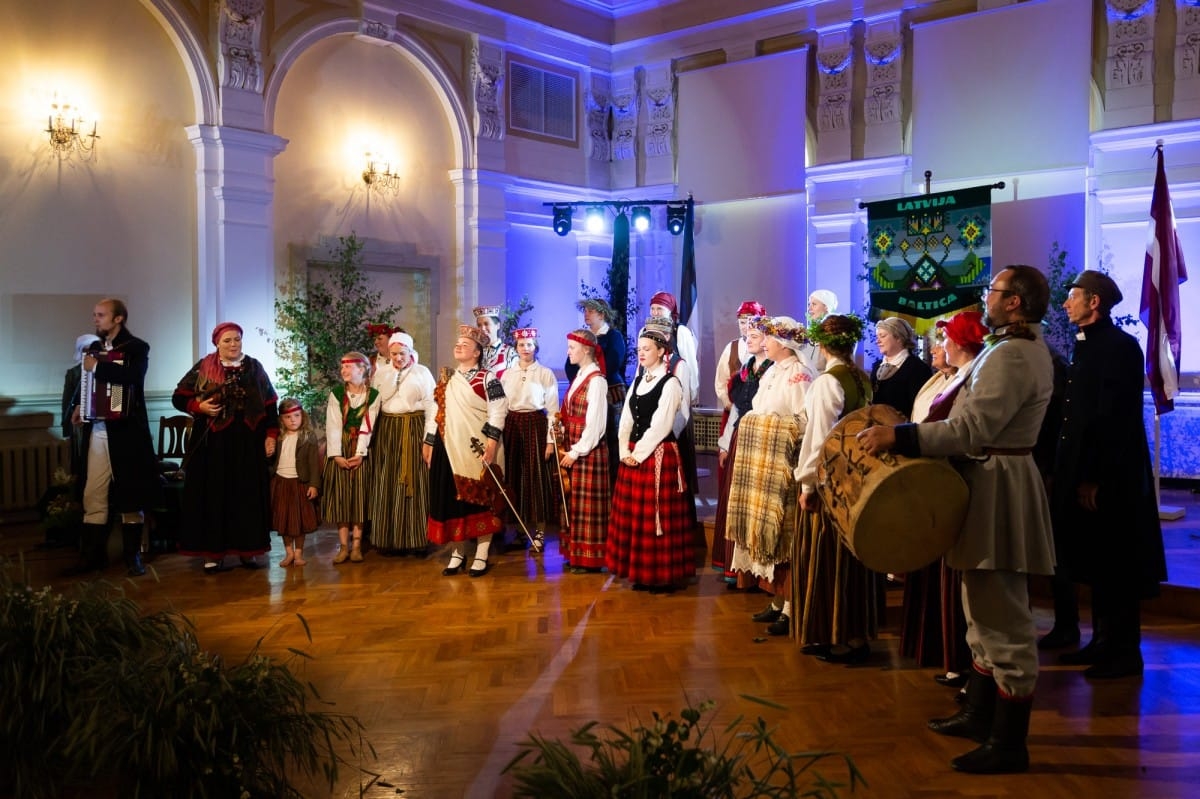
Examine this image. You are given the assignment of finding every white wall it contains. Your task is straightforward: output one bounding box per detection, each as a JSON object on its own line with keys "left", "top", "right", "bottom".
{"left": 0, "top": 0, "right": 196, "bottom": 400}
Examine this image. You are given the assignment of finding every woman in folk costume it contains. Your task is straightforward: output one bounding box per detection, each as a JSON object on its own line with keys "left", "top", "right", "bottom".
{"left": 500, "top": 327, "right": 559, "bottom": 553}
{"left": 905, "top": 312, "right": 987, "bottom": 689}
{"left": 794, "top": 314, "right": 878, "bottom": 662}
{"left": 564, "top": 297, "right": 627, "bottom": 486}
{"left": 712, "top": 315, "right": 772, "bottom": 580}
{"left": 802, "top": 290, "right": 838, "bottom": 372}
{"left": 422, "top": 324, "right": 509, "bottom": 577}
{"left": 607, "top": 318, "right": 694, "bottom": 592}
{"left": 871, "top": 316, "right": 932, "bottom": 419}
{"left": 173, "top": 321, "right": 279, "bottom": 574}
{"left": 726, "top": 316, "right": 815, "bottom": 635}
{"left": 322, "top": 351, "right": 381, "bottom": 564}
{"left": 368, "top": 331, "right": 436, "bottom": 556}
{"left": 368, "top": 323, "right": 399, "bottom": 388}
{"left": 473, "top": 304, "right": 516, "bottom": 378}
{"left": 559, "top": 328, "right": 611, "bottom": 572}
{"left": 647, "top": 293, "right": 698, "bottom": 532}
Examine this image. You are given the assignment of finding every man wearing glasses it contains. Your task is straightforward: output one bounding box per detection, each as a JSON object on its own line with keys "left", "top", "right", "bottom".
{"left": 857, "top": 265, "right": 1056, "bottom": 775}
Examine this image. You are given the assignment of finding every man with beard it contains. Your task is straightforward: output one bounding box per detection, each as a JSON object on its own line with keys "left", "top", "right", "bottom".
{"left": 857, "top": 265, "right": 1056, "bottom": 775}
{"left": 64, "top": 298, "right": 160, "bottom": 577}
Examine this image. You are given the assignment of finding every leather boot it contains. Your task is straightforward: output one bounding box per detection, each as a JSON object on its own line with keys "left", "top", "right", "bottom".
{"left": 1085, "top": 604, "right": 1144, "bottom": 679}
{"left": 122, "top": 523, "right": 146, "bottom": 577}
{"left": 1059, "top": 614, "right": 1109, "bottom": 665}
{"left": 951, "top": 693, "right": 1032, "bottom": 774}
{"left": 61, "top": 523, "right": 110, "bottom": 576}
{"left": 928, "top": 666, "right": 996, "bottom": 743}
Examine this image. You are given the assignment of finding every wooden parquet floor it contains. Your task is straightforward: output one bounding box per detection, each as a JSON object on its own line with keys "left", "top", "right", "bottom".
{"left": 5, "top": 523, "right": 1200, "bottom": 799}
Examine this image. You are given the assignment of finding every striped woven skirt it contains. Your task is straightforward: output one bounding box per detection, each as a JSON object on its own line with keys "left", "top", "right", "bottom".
{"left": 502, "top": 410, "right": 556, "bottom": 529}
{"left": 606, "top": 441, "right": 694, "bottom": 587}
{"left": 794, "top": 509, "right": 879, "bottom": 647}
{"left": 270, "top": 475, "right": 320, "bottom": 537}
{"left": 367, "top": 411, "right": 429, "bottom": 551}
{"left": 321, "top": 431, "right": 369, "bottom": 525}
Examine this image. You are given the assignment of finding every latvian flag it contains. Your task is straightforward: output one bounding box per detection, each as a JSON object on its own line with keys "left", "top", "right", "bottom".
{"left": 1140, "top": 144, "right": 1189, "bottom": 415}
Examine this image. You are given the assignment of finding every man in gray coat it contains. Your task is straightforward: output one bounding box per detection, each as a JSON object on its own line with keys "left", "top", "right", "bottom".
{"left": 858, "top": 264, "right": 1055, "bottom": 775}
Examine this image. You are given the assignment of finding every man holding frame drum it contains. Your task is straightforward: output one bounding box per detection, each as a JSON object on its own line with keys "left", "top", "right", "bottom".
{"left": 857, "top": 265, "right": 1056, "bottom": 775}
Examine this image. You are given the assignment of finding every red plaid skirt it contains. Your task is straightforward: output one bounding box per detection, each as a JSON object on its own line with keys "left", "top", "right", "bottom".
{"left": 606, "top": 441, "right": 694, "bottom": 587}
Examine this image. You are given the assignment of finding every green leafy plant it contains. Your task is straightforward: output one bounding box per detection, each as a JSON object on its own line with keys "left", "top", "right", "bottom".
{"left": 0, "top": 568, "right": 373, "bottom": 798}
{"left": 499, "top": 294, "right": 535, "bottom": 347}
{"left": 1043, "top": 241, "right": 1138, "bottom": 358}
{"left": 503, "top": 696, "right": 864, "bottom": 798}
{"left": 267, "top": 233, "right": 403, "bottom": 421}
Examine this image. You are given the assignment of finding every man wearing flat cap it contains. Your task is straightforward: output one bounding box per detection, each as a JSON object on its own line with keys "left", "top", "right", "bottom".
{"left": 1051, "top": 270, "right": 1167, "bottom": 679}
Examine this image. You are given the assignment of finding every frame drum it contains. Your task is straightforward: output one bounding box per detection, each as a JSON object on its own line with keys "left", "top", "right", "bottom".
{"left": 817, "top": 405, "right": 968, "bottom": 573}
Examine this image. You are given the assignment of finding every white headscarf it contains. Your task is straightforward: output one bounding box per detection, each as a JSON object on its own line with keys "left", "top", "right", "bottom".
{"left": 809, "top": 290, "right": 839, "bottom": 316}
{"left": 388, "top": 331, "right": 418, "bottom": 365}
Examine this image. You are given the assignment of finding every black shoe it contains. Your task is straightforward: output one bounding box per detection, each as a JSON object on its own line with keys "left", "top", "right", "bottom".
{"left": 240, "top": 556, "right": 260, "bottom": 569}
{"left": 934, "top": 672, "right": 968, "bottom": 688}
{"left": 648, "top": 584, "right": 678, "bottom": 595}
{"left": 442, "top": 563, "right": 463, "bottom": 576}
{"left": 819, "top": 642, "right": 870, "bottom": 664}
{"left": 766, "top": 615, "right": 790, "bottom": 636}
{"left": 1037, "top": 625, "right": 1081, "bottom": 650}
{"left": 1059, "top": 638, "right": 1107, "bottom": 665}
{"left": 203, "top": 560, "right": 223, "bottom": 575}
{"left": 468, "top": 558, "right": 490, "bottom": 577}
{"left": 751, "top": 605, "right": 783, "bottom": 623}
{"left": 800, "top": 643, "right": 832, "bottom": 657}
{"left": 1084, "top": 650, "right": 1144, "bottom": 679}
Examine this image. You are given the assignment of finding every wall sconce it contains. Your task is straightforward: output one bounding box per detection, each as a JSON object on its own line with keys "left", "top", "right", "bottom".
{"left": 46, "top": 97, "right": 99, "bottom": 162}
{"left": 362, "top": 153, "right": 400, "bottom": 195}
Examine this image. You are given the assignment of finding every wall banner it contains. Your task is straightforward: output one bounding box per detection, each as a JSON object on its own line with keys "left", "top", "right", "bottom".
{"left": 864, "top": 184, "right": 992, "bottom": 332}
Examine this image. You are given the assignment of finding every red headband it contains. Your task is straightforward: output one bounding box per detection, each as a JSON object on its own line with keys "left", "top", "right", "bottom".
{"left": 566, "top": 331, "right": 607, "bottom": 377}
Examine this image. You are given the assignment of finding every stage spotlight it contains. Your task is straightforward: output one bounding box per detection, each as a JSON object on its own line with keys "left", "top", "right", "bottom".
{"left": 552, "top": 205, "right": 572, "bottom": 236}
{"left": 585, "top": 205, "right": 606, "bottom": 234}
{"left": 631, "top": 205, "right": 652, "bottom": 232}
{"left": 666, "top": 203, "right": 687, "bottom": 236}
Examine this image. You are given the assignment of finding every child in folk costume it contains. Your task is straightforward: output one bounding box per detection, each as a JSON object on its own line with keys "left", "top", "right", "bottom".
{"left": 422, "top": 324, "right": 509, "bottom": 577}
{"left": 270, "top": 398, "right": 321, "bottom": 567}
{"left": 607, "top": 318, "right": 695, "bottom": 592}
{"left": 499, "top": 327, "right": 559, "bottom": 552}
{"left": 368, "top": 331, "right": 436, "bottom": 555}
{"left": 559, "top": 328, "right": 611, "bottom": 572}
{"left": 321, "top": 352, "right": 380, "bottom": 564}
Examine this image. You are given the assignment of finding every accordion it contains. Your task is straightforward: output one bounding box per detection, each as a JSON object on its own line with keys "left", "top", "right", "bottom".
{"left": 80, "top": 350, "right": 129, "bottom": 422}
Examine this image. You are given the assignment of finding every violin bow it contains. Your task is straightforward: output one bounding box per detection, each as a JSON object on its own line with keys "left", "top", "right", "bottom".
{"left": 550, "top": 414, "right": 571, "bottom": 530}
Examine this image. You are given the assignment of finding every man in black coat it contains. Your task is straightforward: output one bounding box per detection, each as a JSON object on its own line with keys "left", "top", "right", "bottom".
{"left": 64, "top": 298, "right": 160, "bottom": 577}
{"left": 1052, "top": 271, "right": 1168, "bottom": 679}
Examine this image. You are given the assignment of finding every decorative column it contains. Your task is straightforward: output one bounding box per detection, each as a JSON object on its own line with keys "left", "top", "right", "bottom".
{"left": 814, "top": 26, "right": 853, "bottom": 164}
{"left": 1174, "top": 0, "right": 1200, "bottom": 118}
{"left": 216, "top": 0, "right": 265, "bottom": 129}
{"left": 1102, "top": 0, "right": 1156, "bottom": 128}
{"left": 640, "top": 63, "right": 676, "bottom": 186}
{"left": 187, "top": 125, "right": 288, "bottom": 367}
{"left": 471, "top": 39, "right": 505, "bottom": 171}
{"left": 609, "top": 70, "right": 639, "bottom": 187}
{"left": 863, "top": 16, "right": 904, "bottom": 159}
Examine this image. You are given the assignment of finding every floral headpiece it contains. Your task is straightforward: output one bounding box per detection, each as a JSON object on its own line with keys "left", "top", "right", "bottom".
{"left": 367, "top": 323, "right": 397, "bottom": 338}
{"left": 760, "top": 315, "right": 808, "bottom": 345}
{"left": 806, "top": 313, "right": 865, "bottom": 350}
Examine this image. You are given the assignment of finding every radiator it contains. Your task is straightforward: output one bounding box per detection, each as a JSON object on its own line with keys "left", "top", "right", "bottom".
{"left": 0, "top": 440, "right": 72, "bottom": 513}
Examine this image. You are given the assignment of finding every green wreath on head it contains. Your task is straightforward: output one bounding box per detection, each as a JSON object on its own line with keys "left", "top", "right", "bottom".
{"left": 806, "top": 312, "right": 865, "bottom": 351}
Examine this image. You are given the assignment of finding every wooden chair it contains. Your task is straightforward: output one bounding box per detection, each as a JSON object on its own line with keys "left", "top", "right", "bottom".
{"left": 157, "top": 415, "right": 192, "bottom": 474}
